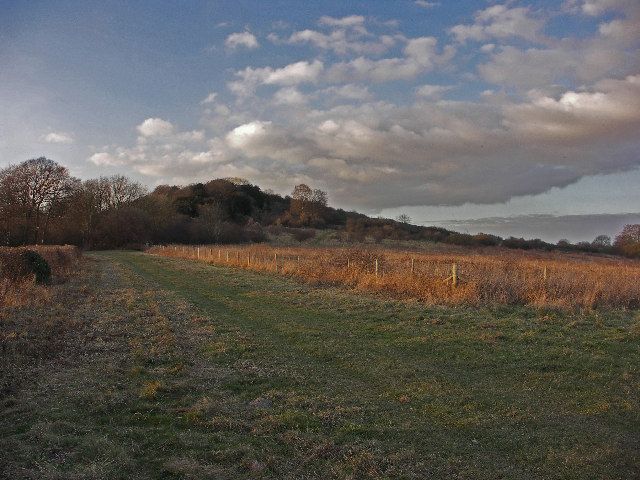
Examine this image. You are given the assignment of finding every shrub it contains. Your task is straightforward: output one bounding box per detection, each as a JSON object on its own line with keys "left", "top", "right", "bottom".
{"left": 0, "top": 249, "right": 51, "bottom": 283}
{"left": 291, "top": 228, "right": 316, "bottom": 242}
{"left": 22, "top": 250, "right": 51, "bottom": 283}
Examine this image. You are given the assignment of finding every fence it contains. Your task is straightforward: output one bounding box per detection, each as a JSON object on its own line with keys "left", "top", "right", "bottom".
{"left": 148, "top": 244, "right": 640, "bottom": 309}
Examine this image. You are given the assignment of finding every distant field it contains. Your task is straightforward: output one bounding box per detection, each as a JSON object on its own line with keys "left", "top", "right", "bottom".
{"left": 1, "top": 251, "right": 638, "bottom": 479}
{"left": 150, "top": 244, "right": 640, "bottom": 309}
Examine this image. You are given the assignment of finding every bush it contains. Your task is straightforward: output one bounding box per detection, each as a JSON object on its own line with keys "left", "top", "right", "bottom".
{"left": 22, "top": 250, "right": 51, "bottom": 283}
{"left": 0, "top": 249, "right": 51, "bottom": 283}
{"left": 291, "top": 228, "right": 316, "bottom": 242}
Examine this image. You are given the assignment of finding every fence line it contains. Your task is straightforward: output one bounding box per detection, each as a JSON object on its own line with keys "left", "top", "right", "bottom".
{"left": 158, "top": 245, "right": 568, "bottom": 286}
{"left": 148, "top": 244, "right": 640, "bottom": 308}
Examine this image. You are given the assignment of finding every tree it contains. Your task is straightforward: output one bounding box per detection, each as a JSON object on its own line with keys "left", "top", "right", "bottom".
{"left": 0, "top": 157, "right": 79, "bottom": 244}
{"left": 614, "top": 224, "right": 640, "bottom": 257}
{"left": 396, "top": 214, "right": 411, "bottom": 224}
{"left": 91, "top": 207, "right": 152, "bottom": 249}
{"left": 104, "top": 175, "right": 147, "bottom": 209}
{"left": 288, "top": 184, "right": 328, "bottom": 227}
{"left": 191, "top": 203, "right": 227, "bottom": 243}
{"left": 291, "top": 184, "right": 313, "bottom": 209}
{"left": 591, "top": 235, "right": 611, "bottom": 248}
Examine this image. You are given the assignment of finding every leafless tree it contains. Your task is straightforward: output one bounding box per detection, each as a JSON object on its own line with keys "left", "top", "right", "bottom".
{"left": 0, "top": 157, "right": 79, "bottom": 244}
{"left": 396, "top": 214, "right": 412, "bottom": 224}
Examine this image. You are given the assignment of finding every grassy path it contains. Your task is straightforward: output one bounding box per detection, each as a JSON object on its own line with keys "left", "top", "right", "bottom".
{"left": 1, "top": 251, "right": 638, "bottom": 479}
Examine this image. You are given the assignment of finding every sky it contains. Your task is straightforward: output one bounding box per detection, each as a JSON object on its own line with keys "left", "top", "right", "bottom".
{"left": 1, "top": 0, "right": 639, "bottom": 242}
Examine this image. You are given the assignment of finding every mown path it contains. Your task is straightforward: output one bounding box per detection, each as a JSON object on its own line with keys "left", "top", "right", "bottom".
{"left": 1, "top": 251, "right": 638, "bottom": 479}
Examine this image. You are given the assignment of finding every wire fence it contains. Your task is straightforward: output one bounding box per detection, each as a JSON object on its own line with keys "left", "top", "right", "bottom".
{"left": 148, "top": 244, "right": 640, "bottom": 309}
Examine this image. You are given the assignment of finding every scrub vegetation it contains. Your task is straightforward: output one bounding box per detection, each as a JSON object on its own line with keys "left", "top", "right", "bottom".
{"left": 150, "top": 244, "right": 640, "bottom": 309}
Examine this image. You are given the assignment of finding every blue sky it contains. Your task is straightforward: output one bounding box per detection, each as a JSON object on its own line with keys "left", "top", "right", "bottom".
{"left": 1, "top": 0, "right": 639, "bottom": 241}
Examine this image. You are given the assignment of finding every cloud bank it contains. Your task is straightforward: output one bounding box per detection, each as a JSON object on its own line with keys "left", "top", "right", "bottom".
{"left": 88, "top": 2, "right": 640, "bottom": 211}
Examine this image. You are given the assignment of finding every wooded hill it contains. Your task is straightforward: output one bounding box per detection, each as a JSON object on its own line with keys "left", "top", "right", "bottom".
{"left": 1, "top": 157, "right": 638, "bottom": 256}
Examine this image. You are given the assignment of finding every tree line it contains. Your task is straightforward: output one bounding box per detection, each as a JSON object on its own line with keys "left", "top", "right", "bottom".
{"left": 1, "top": 157, "right": 638, "bottom": 257}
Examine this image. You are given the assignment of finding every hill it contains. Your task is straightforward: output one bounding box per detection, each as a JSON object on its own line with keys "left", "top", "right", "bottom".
{"left": 1, "top": 157, "right": 637, "bottom": 256}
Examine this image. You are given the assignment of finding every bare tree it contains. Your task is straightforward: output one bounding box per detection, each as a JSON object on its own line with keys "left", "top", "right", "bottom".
{"left": 105, "top": 175, "right": 147, "bottom": 209}
{"left": 0, "top": 157, "right": 79, "bottom": 244}
{"left": 396, "top": 214, "right": 412, "bottom": 224}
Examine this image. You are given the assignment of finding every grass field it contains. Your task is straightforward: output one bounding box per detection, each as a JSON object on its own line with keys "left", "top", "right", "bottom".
{"left": 1, "top": 251, "right": 638, "bottom": 479}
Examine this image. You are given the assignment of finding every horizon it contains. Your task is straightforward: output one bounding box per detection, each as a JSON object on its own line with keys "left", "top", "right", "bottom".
{"left": 2, "top": 0, "right": 639, "bottom": 243}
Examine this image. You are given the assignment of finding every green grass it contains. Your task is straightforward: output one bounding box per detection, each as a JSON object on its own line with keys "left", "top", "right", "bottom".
{"left": 1, "top": 251, "right": 638, "bottom": 479}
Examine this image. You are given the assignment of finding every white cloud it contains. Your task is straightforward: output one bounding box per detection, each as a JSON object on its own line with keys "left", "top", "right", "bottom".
{"left": 89, "top": 152, "right": 121, "bottom": 166}
{"left": 478, "top": 40, "right": 635, "bottom": 89}
{"left": 176, "top": 130, "right": 206, "bottom": 142}
{"left": 228, "top": 60, "right": 324, "bottom": 97}
{"left": 415, "top": 1, "right": 440, "bottom": 8}
{"left": 450, "top": 5, "right": 543, "bottom": 43}
{"left": 273, "top": 87, "right": 307, "bottom": 105}
{"left": 326, "top": 37, "right": 454, "bottom": 83}
{"left": 87, "top": 124, "right": 217, "bottom": 178}
{"left": 201, "top": 92, "right": 218, "bottom": 104}
{"left": 266, "top": 59, "right": 323, "bottom": 85}
{"left": 415, "top": 84, "right": 453, "bottom": 98}
{"left": 318, "top": 15, "right": 365, "bottom": 28}
{"left": 286, "top": 29, "right": 397, "bottom": 56}
{"left": 503, "top": 74, "right": 640, "bottom": 142}
{"left": 136, "top": 118, "right": 174, "bottom": 137}
{"left": 284, "top": 15, "right": 398, "bottom": 56}
{"left": 598, "top": 15, "right": 640, "bottom": 43}
{"left": 575, "top": 0, "right": 629, "bottom": 16}
{"left": 42, "top": 132, "right": 73, "bottom": 144}
{"left": 225, "top": 31, "right": 259, "bottom": 49}
{"left": 321, "top": 84, "right": 373, "bottom": 101}
{"left": 226, "top": 121, "right": 271, "bottom": 149}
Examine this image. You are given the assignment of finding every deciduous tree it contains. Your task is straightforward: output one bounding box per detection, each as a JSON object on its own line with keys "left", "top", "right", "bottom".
{"left": 0, "top": 157, "right": 79, "bottom": 244}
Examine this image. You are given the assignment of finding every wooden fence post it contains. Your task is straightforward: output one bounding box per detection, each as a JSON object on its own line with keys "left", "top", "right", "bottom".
{"left": 375, "top": 258, "right": 379, "bottom": 277}
{"left": 197, "top": 247, "right": 200, "bottom": 259}
{"left": 274, "top": 253, "right": 278, "bottom": 272}
{"left": 543, "top": 266, "right": 548, "bottom": 281}
{"left": 451, "top": 263, "right": 458, "bottom": 288}
{"left": 411, "top": 258, "right": 415, "bottom": 275}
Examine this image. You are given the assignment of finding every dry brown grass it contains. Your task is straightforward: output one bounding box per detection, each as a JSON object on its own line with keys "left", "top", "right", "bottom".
{"left": 0, "top": 245, "right": 81, "bottom": 309}
{"left": 149, "top": 244, "right": 640, "bottom": 309}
